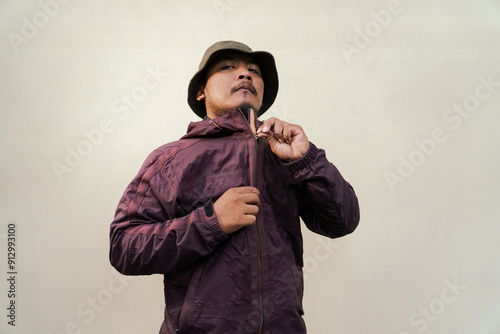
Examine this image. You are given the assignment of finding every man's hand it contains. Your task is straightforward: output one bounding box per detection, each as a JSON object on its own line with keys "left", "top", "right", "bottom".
{"left": 214, "top": 187, "right": 260, "bottom": 235}
{"left": 256, "top": 117, "right": 310, "bottom": 162}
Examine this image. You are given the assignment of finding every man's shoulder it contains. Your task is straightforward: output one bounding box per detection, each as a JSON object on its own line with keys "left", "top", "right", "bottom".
{"left": 139, "top": 137, "right": 208, "bottom": 171}
{"left": 146, "top": 138, "right": 194, "bottom": 161}
{"left": 128, "top": 139, "right": 190, "bottom": 183}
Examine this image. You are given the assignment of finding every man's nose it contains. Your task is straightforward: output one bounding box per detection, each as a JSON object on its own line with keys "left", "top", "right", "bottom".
{"left": 237, "top": 67, "right": 252, "bottom": 80}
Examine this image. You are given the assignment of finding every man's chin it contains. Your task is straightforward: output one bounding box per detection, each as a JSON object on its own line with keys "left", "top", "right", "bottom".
{"left": 237, "top": 102, "right": 259, "bottom": 111}
{"left": 231, "top": 95, "right": 261, "bottom": 112}
{"left": 209, "top": 102, "right": 261, "bottom": 118}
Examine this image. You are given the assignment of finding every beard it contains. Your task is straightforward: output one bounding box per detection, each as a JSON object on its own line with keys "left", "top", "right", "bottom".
{"left": 207, "top": 100, "right": 261, "bottom": 119}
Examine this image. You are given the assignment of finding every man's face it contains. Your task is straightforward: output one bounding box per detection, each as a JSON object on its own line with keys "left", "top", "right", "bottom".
{"left": 196, "top": 51, "right": 265, "bottom": 119}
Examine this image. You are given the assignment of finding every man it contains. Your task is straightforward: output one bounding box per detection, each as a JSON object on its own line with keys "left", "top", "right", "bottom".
{"left": 110, "top": 41, "right": 360, "bottom": 333}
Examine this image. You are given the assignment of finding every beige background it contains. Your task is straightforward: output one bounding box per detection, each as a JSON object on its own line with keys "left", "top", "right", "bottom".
{"left": 1, "top": 0, "right": 499, "bottom": 333}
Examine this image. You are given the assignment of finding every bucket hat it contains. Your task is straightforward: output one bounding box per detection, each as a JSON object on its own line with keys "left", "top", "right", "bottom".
{"left": 187, "top": 41, "right": 279, "bottom": 118}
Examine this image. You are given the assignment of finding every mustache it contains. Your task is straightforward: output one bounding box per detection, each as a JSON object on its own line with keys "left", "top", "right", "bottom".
{"left": 232, "top": 82, "right": 257, "bottom": 95}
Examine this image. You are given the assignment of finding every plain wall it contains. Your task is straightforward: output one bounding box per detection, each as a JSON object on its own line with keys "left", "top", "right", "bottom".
{"left": 1, "top": 0, "right": 499, "bottom": 333}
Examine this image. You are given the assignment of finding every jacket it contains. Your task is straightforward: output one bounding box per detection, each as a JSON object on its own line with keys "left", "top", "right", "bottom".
{"left": 109, "top": 108, "right": 360, "bottom": 333}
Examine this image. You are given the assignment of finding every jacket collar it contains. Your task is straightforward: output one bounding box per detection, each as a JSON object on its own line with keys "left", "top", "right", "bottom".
{"left": 181, "top": 108, "right": 262, "bottom": 139}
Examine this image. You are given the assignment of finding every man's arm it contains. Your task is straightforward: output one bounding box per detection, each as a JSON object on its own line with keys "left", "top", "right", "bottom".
{"left": 286, "top": 143, "right": 359, "bottom": 237}
{"left": 109, "top": 156, "right": 260, "bottom": 275}
{"left": 257, "top": 118, "right": 360, "bottom": 238}
{"left": 109, "top": 185, "right": 227, "bottom": 276}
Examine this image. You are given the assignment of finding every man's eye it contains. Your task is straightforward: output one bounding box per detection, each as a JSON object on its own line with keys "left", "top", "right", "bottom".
{"left": 249, "top": 68, "right": 260, "bottom": 75}
{"left": 222, "top": 65, "right": 234, "bottom": 69}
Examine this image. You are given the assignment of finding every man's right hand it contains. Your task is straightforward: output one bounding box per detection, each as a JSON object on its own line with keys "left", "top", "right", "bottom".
{"left": 213, "top": 186, "right": 260, "bottom": 235}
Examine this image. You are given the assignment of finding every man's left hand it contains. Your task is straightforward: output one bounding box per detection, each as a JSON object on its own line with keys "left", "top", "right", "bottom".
{"left": 257, "top": 117, "right": 310, "bottom": 162}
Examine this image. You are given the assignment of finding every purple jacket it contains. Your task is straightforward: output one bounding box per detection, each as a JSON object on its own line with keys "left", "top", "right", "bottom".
{"left": 109, "top": 108, "right": 359, "bottom": 333}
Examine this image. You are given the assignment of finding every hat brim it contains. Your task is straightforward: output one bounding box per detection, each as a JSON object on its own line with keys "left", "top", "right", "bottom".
{"left": 188, "top": 48, "right": 279, "bottom": 118}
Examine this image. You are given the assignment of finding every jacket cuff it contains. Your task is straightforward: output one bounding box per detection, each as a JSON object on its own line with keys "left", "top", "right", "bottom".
{"left": 284, "top": 142, "right": 318, "bottom": 173}
{"left": 204, "top": 201, "right": 228, "bottom": 243}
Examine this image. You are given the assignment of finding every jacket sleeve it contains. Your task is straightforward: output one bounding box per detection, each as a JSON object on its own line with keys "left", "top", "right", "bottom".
{"left": 109, "top": 154, "right": 229, "bottom": 276}
{"left": 285, "top": 143, "right": 360, "bottom": 238}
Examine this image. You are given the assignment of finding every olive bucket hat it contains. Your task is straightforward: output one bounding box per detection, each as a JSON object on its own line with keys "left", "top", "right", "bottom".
{"left": 187, "top": 40, "right": 279, "bottom": 118}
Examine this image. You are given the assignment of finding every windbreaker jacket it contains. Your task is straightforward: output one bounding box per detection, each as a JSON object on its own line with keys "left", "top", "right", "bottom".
{"left": 109, "top": 108, "right": 360, "bottom": 334}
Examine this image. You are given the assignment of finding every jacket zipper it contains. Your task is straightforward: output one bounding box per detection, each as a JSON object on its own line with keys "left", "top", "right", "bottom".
{"left": 254, "top": 131, "right": 264, "bottom": 334}
{"left": 239, "top": 108, "right": 264, "bottom": 334}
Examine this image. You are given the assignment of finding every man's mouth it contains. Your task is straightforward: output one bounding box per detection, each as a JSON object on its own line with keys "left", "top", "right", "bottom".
{"left": 233, "top": 83, "right": 257, "bottom": 95}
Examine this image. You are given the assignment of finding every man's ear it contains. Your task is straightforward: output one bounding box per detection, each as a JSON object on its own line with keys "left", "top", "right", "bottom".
{"left": 196, "top": 85, "right": 206, "bottom": 101}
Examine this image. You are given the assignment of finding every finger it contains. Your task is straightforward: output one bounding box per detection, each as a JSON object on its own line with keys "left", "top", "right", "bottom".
{"left": 241, "top": 214, "right": 257, "bottom": 226}
{"left": 258, "top": 118, "right": 291, "bottom": 144}
{"left": 257, "top": 131, "right": 279, "bottom": 144}
{"left": 277, "top": 121, "right": 293, "bottom": 145}
{"left": 282, "top": 124, "right": 294, "bottom": 144}
{"left": 242, "top": 193, "right": 261, "bottom": 206}
{"left": 234, "top": 186, "right": 260, "bottom": 195}
{"left": 244, "top": 203, "right": 259, "bottom": 216}
{"left": 257, "top": 117, "right": 277, "bottom": 134}
{"left": 272, "top": 120, "right": 284, "bottom": 139}
{"left": 259, "top": 121, "right": 282, "bottom": 143}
